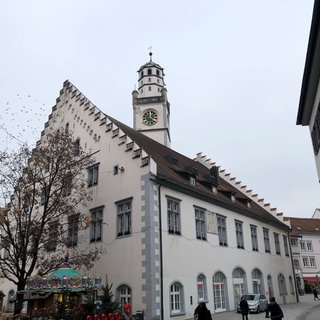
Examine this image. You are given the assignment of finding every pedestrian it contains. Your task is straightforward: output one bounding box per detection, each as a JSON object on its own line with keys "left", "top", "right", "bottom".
{"left": 313, "top": 288, "right": 319, "bottom": 300}
{"left": 194, "top": 302, "right": 212, "bottom": 320}
{"left": 265, "top": 297, "right": 283, "bottom": 320}
{"left": 239, "top": 296, "right": 249, "bottom": 320}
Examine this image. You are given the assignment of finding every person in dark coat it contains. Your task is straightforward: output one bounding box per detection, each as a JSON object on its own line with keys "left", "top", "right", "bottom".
{"left": 265, "top": 297, "right": 283, "bottom": 320}
{"left": 239, "top": 296, "right": 249, "bottom": 320}
{"left": 194, "top": 302, "right": 212, "bottom": 320}
{"left": 313, "top": 288, "right": 319, "bottom": 300}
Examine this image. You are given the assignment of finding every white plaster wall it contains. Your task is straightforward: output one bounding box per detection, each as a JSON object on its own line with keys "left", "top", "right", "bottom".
{"left": 159, "top": 186, "right": 295, "bottom": 319}
{"left": 308, "top": 81, "right": 320, "bottom": 181}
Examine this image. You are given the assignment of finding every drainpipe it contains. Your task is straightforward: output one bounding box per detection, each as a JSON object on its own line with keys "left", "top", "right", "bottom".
{"left": 288, "top": 231, "right": 299, "bottom": 303}
{"left": 158, "top": 182, "right": 164, "bottom": 320}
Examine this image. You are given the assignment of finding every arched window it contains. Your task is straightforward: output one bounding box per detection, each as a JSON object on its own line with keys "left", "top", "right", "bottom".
{"left": 147, "top": 68, "right": 152, "bottom": 75}
{"left": 213, "top": 272, "right": 227, "bottom": 312}
{"left": 7, "top": 290, "right": 15, "bottom": 312}
{"left": 289, "top": 276, "right": 295, "bottom": 294}
{"left": 117, "top": 285, "right": 132, "bottom": 305}
{"left": 267, "top": 275, "right": 274, "bottom": 298}
{"left": 252, "top": 268, "right": 264, "bottom": 294}
{"left": 278, "top": 274, "right": 287, "bottom": 296}
{"left": 170, "top": 282, "right": 184, "bottom": 315}
{"left": 232, "top": 268, "right": 247, "bottom": 309}
{"left": 197, "top": 274, "right": 207, "bottom": 302}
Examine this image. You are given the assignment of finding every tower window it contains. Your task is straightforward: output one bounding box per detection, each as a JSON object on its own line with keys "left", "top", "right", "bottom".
{"left": 156, "top": 70, "right": 160, "bottom": 76}
{"left": 140, "top": 81, "right": 143, "bottom": 85}
{"left": 149, "top": 87, "right": 151, "bottom": 91}
{"left": 148, "top": 68, "right": 152, "bottom": 75}
{"left": 141, "top": 71, "right": 144, "bottom": 77}
{"left": 141, "top": 89, "right": 143, "bottom": 93}
{"left": 148, "top": 78, "right": 151, "bottom": 82}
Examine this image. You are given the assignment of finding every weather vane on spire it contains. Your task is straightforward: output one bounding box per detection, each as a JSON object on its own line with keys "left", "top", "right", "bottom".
{"left": 148, "top": 45, "right": 153, "bottom": 62}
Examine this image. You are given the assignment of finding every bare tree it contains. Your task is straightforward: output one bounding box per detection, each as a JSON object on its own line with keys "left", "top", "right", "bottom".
{"left": 0, "top": 130, "right": 101, "bottom": 314}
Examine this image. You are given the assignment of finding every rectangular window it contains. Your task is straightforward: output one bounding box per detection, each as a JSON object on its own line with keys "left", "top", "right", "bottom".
{"left": 283, "top": 235, "right": 289, "bottom": 256}
{"left": 1, "top": 237, "right": 10, "bottom": 259}
{"left": 88, "top": 164, "right": 99, "bottom": 187}
{"left": 274, "top": 233, "right": 281, "bottom": 255}
{"left": 306, "top": 241, "right": 313, "bottom": 251}
{"left": 300, "top": 240, "right": 306, "bottom": 251}
{"left": 74, "top": 138, "right": 80, "bottom": 156}
{"left": 250, "top": 225, "right": 258, "bottom": 251}
{"left": 68, "top": 214, "right": 79, "bottom": 247}
{"left": 62, "top": 174, "right": 72, "bottom": 197}
{"left": 290, "top": 238, "right": 298, "bottom": 247}
{"left": 117, "top": 200, "right": 132, "bottom": 237}
{"left": 40, "top": 187, "right": 49, "bottom": 206}
{"left": 167, "top": 198, "right": 181, "bottom": 235}
{"left": 46, "top": 221, "right": 58, "bottom": 251}
{"left": 217, "top": 215, "right": 227, "bottom": 246}
{"left": 310, "top": 256, "right": 316, "bottom": 267}
{"left": 195, "top": 207, "right": 206, "bottom": 240}
{"left": 235, "top": 220, "right": 244, "bottom": 249}
{"left": 263, "top": 228, "right": 271, "bottom": 253}
{"left": 90, "top": 207, "right": 103, "bottom": 242}
{"left": 293, "top": 258, "right": 300, "bottom": 269}
{"left": 302, "top": 256, "right": 309, "bottom": 267}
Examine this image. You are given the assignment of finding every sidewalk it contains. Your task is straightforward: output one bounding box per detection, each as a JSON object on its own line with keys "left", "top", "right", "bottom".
{"left": 206, "top": 294, "right": 320, "bottom": 320}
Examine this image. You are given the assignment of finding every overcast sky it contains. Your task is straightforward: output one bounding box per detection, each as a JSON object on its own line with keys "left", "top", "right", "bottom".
{"left": 0, "top": 0, "right": 318, "bottom": 218}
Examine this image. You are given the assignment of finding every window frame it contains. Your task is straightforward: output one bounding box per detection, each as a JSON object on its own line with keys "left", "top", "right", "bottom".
{"left": 170, "top": 282, "right": 184, "bottom": 315}
{"left": 235, "top": 220, "right": 244, "bottom": 249}
{"left": 195, "top": 207, "right": 206, "bottom": 240}
{"left": 116, "top": 199, "right": 132, "bottom": 237}
{"left": 274, "top": 233, "right": 281, "bottom": 255}
{"left": 68, "top": 214, "right": 79, "bottom": 247}
{"left": 88, "top": 163, "right": 99, "bottom": 187}
{"left": 90, "top": 206, "right": 103, "bottom": 242}
{"left": 167, "top": 197, "right": 181, "bottom": 235}
{"left": 250, "top": 225, "right": 259, "bottom": 251}
{"left": 217, "top": 215, "right": 227, "bottom": 246}
{"left": 263, "top": 228, "right": 271, "bottom": 253}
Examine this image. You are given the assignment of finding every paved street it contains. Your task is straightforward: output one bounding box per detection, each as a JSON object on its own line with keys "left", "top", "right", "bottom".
{"left": 191, "top": 294, "right": 320, "bottom": 320}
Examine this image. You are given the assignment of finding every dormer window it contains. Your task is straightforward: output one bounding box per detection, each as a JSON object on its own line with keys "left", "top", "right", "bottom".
{"left": 190, "top": 177, "right": 196, "bottom": 185}
{"left": 231, "top": 195, "right": 236, "bottom": 203}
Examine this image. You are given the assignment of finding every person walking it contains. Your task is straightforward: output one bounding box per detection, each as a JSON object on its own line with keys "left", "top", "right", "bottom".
{"left": 313, "top": 288, "right": 319, "bottom": 300}
{"left": 194, "top": 302, "right": 212, "bottom": 320}
{"left": 265, "top": 297, "right": 283, "bottom": 320}
{"left": 239, "top": 296, "right": 249, "bottom": 320}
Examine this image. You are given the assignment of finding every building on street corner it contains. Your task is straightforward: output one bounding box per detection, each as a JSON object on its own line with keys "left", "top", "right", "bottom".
{"left": 1, "top": 53, "right": 297, "bottom": 320}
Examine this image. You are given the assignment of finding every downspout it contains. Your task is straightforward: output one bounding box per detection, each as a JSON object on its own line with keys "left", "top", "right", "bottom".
{"left": 288, "top": 230, "right": 299, "bottom": 303}
{"left": 158, "top": 182, "right": 164, "bottom": 320}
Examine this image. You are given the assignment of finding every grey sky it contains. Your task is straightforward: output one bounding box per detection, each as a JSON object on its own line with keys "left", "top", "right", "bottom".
{"left": 0, "top": 0, "right": 318, "bottom": 217}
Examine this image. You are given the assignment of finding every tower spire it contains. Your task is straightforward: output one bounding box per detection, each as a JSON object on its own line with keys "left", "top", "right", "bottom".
{"left": 148, "top": 46, "right": 153, "bottom": 62}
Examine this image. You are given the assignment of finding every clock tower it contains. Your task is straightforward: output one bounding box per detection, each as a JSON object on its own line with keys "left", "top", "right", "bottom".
{"left": 132, "top": 52, "right": 171, "bottom": 147}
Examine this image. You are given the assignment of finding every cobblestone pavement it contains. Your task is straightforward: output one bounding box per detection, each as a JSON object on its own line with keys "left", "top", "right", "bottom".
{"left": 189, "top": 294, "right": 320, "bottom": 320}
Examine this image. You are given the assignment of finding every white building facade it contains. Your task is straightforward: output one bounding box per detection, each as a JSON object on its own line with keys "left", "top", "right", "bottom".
{"left": 1, "top": 55, "right": 297, "bottom": 320}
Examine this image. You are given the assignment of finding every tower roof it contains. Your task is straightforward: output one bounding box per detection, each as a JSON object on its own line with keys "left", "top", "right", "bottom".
{"left": 138, "top": 52, "right": 163, "bottom": 71}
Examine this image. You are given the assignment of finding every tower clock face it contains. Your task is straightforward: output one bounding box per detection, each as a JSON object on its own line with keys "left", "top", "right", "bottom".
{"left": 142, "top": 110, "right": 158, "bottom": 126}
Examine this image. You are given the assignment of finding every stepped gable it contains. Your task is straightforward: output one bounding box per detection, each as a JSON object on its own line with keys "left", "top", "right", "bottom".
{"left": 288, "top": 217, "right": 320, "bottom": 236}
{"left": 194, "top": 152, "right": 290, "bottom": 227}
{"left": 41, "top": 80, "right": 289, "bottom": 230}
